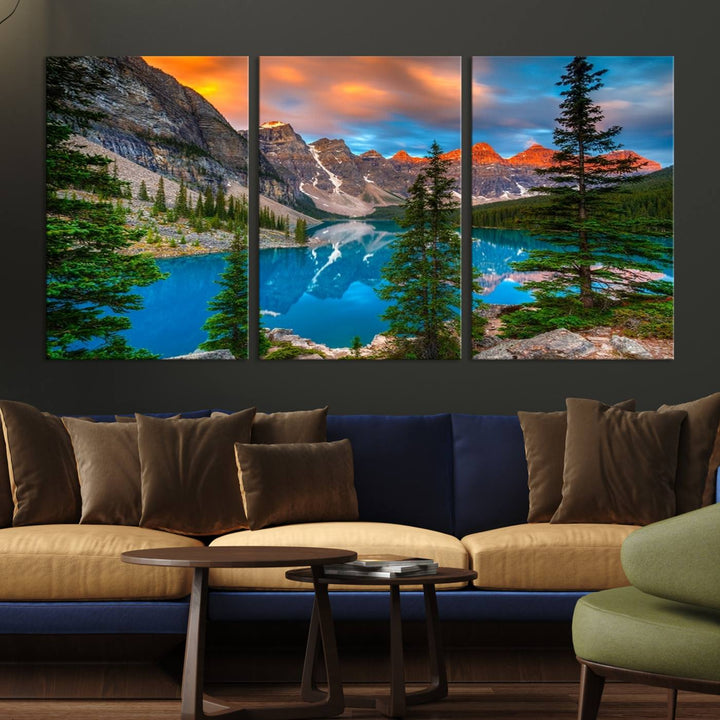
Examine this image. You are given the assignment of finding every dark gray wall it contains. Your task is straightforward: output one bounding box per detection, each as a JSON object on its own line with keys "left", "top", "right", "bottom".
{"left": 0, "top": 0, "right": 716, "bottom": 414}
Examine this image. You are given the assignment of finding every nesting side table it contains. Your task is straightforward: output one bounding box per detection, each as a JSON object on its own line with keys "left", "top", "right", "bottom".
{"left": 286, "top": 565, "right": 477, "bottom": 718}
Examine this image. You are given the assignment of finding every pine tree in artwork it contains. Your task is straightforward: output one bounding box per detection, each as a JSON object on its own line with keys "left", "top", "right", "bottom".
{"left": 294, "top": 218, "right": 307, "bottom": 244}
{"left": 46, "top": 56, "right": 165, "bottom": 359}
{"left": 138, "top": 180, "right": 150, "bottom": 201}
{"left": 175, "top": 178, "right": 189, "bottom": 217}
{"left": 153, "top": 177, "right": 167, "bottom": 213}
{"left": 215, "top": 186, "right": 226, "bottom": 219}
{"left": 203, "top": 187, "right": 215, "bottom": 217}
{"left": 512, "top": 56, "right": 672, "bottom": 310}
{"left": 111, "top": 162, "right": 119, "bottom": 196}
{"left": 378, "top": 141, "right": 461, "bottom": 359}
{"left": 200, "top": 232, "right": 248, "bottom": 358}
{"left": 258, "top": 320, "right": 271, "bottom": 358}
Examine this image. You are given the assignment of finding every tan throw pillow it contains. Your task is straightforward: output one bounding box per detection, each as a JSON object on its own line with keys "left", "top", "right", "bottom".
{"left": 212, "top": 407, "right": 328, "bottom": 444}
{"left": 658, "top": 393, "right": 720, "bottom": 514}
{"left": 0, "top": 400, "right": 81, "bottom": 525}
{"left": 235, "top": 440, "right": 358, "bottom": 531}
{"left": 552, "top": 398, "right": 686, "bottom": 525}
{"left": 138, "top": 409, "right": 255, "bottom": 536}
{"left": 62, "top": 417, "right": 141, "bottom": 525}
{"left": 519, "top": 399, "right": 635, "bottom": 522}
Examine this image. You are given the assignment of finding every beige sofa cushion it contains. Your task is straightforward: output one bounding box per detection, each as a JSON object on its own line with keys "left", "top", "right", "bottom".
{"left": 209, "top": 521, "right": 469, "bottom": 591}
{"left": 0, "top": 525, "right": 202, "bottom": 600}
{"left": 462, "top": 523, "right": 639, "bottom": 591}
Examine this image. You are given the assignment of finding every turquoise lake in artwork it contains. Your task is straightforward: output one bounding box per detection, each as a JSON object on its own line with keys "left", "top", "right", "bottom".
{"left": 116, "top": 221, "right": 673, "bottom": 357}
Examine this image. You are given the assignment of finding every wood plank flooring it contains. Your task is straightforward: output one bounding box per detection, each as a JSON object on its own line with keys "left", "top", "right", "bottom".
{"left": 1, "top": 683, "right": 719, "bottom": 719}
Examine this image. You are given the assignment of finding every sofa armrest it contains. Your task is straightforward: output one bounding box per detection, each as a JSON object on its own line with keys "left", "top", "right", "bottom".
{"left": 621, "top": 503, "right": 720, "bottom": 611}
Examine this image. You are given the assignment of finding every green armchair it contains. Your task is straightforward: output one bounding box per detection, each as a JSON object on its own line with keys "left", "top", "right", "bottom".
{"left": 572, "top": 503, "right": 720, "bottom": 720}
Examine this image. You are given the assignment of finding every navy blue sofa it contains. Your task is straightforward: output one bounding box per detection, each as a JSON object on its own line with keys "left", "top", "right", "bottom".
{"left": 0, "top": 412, "right": 626, "bottom": 636}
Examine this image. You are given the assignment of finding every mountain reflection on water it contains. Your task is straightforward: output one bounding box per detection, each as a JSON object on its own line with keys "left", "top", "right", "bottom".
{"left": 259, "top": 220, "right": 397, "bottom": 347}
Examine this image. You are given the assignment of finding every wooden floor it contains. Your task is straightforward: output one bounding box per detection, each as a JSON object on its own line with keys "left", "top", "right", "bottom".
{"left": 1, "top": 683, "right": 719, "bottom": 719}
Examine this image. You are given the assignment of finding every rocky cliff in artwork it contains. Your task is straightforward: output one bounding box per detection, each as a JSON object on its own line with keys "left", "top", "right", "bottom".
{"left": 57, "top": 56, "right": 292, "bottom": 205}
{"left": 259, "top": 122, "right": 404, "bottom": 216}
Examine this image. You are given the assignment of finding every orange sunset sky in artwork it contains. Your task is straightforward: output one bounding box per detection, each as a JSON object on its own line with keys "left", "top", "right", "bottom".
{"left": 141, "top": 56, "right": 462, "bottom": 157}
{"left": 260, "top": 56, "right": 461, "bottom": 156}
{"left": 142, "top": 56, "right": 248, "bottom": 130}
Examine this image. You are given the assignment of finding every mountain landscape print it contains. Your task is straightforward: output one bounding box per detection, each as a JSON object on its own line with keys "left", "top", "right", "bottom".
{"left": 45, "top": 54, "right": 673, "bottom": 362}
{"left": 46, "top": 56, "right": 251, "bottom": 359}
{"left": 258, "top": 56, "right": 462, "bottom": 360}
{"left": 470, "top": 56, "right": 674, "bottom": 360}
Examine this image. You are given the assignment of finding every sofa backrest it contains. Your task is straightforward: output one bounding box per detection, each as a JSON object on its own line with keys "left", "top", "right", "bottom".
{"left": 89, "top": 409, "right": 212, "bottom": 422}
{"left": 451, "top": 414, "right": 529, "bottom": 537}
{"left": 327, "top": 414, "right": 455, "bottom": 535}
{"left": 0, "top": 408, "right": 532, "bottom": 538}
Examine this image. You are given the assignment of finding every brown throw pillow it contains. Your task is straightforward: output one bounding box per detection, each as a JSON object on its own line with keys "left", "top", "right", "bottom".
{"left": 138, "top": 409, "right": 255, "bottom": 536}
{"left": 552, "top": 398, "right": 686, "bottom": 525}
{"left": 0, "top": 430, "right": 14, "bottom": 528}
{"left": 0, "top": 400, "right": 81, "bottom": 525}
{"left": 235, "top": 439, "right": 358, "bottom": 530}
{"left": 704, "top": 426, "right": 720, "bottom": 507}
{"left": 252, "top": 408, "right": 328, "bottom": 443}
{"left": 212, "top": 407, "right": 328, "bottom": 444}
{"left": 519, "top": 399, "right": 636, "bottom": 522}
{"left": 62, "top": 417, "right": 141, "bottom": 525}
{"left": 115, "top": 414, "right": 181, "bottom": 422}
{"left": 658, "top": 393, "right": 720, "bottom": 514}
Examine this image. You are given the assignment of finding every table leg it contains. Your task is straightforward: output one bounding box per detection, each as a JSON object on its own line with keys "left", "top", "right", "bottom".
{"left": 345, "top": 583, "right": 448, "bottom": 718}
{"left": 181, "top": 566, "right": 343, "bottom": 720}
{"left": 385, "top": 584, "right": 407, "bottom": 717}
{"left": 298, "top": 569, "right": 345, "bottom": 710}
{"left": 405, "top": 584, "right": 448, "bottom": 705}
{"left": 181, "top": 567, "right": 208, "bottom": 720}
{"left": 310, "top": 567, "right": 344, "bottom": 715}
{"left": 300, "top": 597, "right": 323, "bottom": 702}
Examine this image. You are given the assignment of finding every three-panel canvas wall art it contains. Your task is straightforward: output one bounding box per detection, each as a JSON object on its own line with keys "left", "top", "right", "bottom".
{"left": 46, "top": 56, "right": 674, "bottom": 360}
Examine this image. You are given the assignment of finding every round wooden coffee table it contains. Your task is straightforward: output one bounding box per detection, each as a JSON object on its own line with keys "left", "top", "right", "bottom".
{"left": 122, "top": 546, "right": 356, "bottom": 720}
{"left": 286, "top": 566, "right": 477, "bottom": 718}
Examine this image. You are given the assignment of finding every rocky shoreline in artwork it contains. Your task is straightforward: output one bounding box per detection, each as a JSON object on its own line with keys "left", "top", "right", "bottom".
{"left": 168, "top": 321, "right": 669, "bottom": 361}
{"left": 474, "top": 327, "right": 665, "bottom": 360}
{"left": 167, "top": 330, "right": 393, "bottom": 361}
{"left": 124, "top": 225, "right": 305, "bottom": 258}
{"left": 473, "top": 303, "right": 672, "bottom": 360}
{"left": 263, "top": 329, "right": 393, "bottom": 360}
